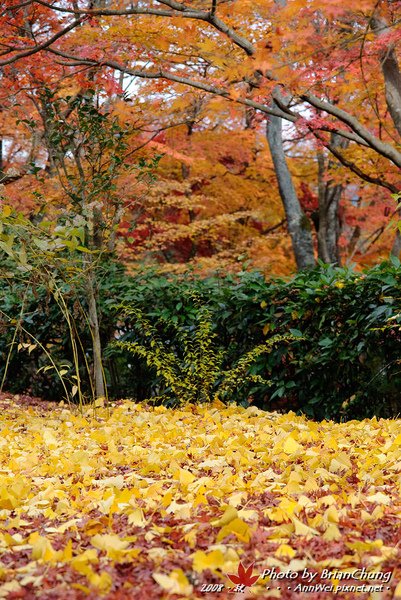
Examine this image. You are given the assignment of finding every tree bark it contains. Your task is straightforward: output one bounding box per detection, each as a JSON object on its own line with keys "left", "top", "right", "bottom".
{"left": 371, "top": 15, "right": 401, "bottom": 256}
{"left": 84, "top": 193, "right": 106, "bottom": 401}
{"left": 266, "top": 93, "right": 315, "bottom": 270}
{"left": 86, "top": 264, "right": 106, "bottom": 399}
{"left": 391, "top": 210, "right": 401, "bottom": 258}
{"left": 316, "top": 134, "right": 348, "bottom": 264}
{"left": 372, "top": 16, "right": 401, "bottom": 139}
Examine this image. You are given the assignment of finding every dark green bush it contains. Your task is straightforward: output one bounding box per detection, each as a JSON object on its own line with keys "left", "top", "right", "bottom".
{"left": 104, "top": 259, "right": 401, "bottom": 420}
{"left": 3, "top": 258, "right": 401, "bottom": 420}
{"left": 256, "top": 258, "right": 401, "bottom": 420}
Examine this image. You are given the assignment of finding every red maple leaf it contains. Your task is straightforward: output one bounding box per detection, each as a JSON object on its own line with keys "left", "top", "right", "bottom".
{"left": 227, "top": 562, "right": 259, "bottom": 587}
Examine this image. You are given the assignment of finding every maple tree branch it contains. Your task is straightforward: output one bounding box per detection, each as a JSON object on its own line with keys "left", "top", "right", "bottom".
{"left": 0, "top": 171, "right": 26, "bottom": 185}
{"left": 0, "top": 17, "right": 83, "bottom": 67}
{"left": 211, "top": 0, "right": 217, "bottom": 16}
{"left": 313, "top": 131, "right": 399, "bottom": 194}
{"left": 272, "top": 93, "right": 369, "bottom": 147}
{"left": 0, "top": 0, "right": 34, "bottom": 18}
{"left": 207, "top": 13, "right": 254, "bottom": 56}
{"left": 47, "top": 49, "right": 286, "bottom": 117}
{"left": 302, "top": 93, "right": 401, "bottom": 169}
{"left": 106, "top": 64, "right": 375, "bottom": 148}
{"left": 318, "top": 129, "right": 368, "bottom": 147}
{"left": 262, "top": 218, "right": 286, "bottom": 235}
{"left": 34, "top": 0, "right": 203, "bottom": 18}
{"left": 34, "top": 0, "right": 256, "bottom": 56}
{"left": 48, "top": 49, "right": 381, "bottom": 153}
{"left": 361, "top": 225, "right": 386, "bottom": 255}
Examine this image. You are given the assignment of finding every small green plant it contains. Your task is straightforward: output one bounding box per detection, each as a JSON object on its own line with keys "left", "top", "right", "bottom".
{"left": 0, "top": 90, "right": 160, "bottom": 405}
{"left": 0, "top": 204, "right": 103, "bottom": 408}
{"left": 113, "top": 304, "right": 295, "bottom": 406}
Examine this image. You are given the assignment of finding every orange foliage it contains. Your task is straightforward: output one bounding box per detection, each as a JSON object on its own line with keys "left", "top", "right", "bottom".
{"left": 1, "top": 0, "right": 400, "bottom": 275}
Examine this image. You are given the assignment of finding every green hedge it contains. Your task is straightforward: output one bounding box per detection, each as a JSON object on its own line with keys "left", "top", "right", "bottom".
{"left": 2, "top": 259, "right": 401, "bottom": 420}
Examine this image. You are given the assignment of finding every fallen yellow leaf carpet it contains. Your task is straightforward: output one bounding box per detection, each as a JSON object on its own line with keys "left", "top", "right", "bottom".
{"left": 0, "top": 394, "right": 400, "bottom": 599}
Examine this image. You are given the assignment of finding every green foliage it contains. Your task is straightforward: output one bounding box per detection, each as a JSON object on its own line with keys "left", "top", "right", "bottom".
{"left": 257, "top": 258, "right": 401, "bottom": 421}
{"left": 0, "top": 205, "right": 101, "bottom": 405}
{"left": 0, "top": 92, "right": 161, "bottom": 403}
{"left": 38, "top": 88, "right": 131, "bottom": 209}
{"left": 112, "top": 303, "right": 293, "bottom": 406}
{"left": 103, "top": 260, "right": 401, "bottom": 420}
{"left": 3, "top": 258, "right": 401, "bottom": 421}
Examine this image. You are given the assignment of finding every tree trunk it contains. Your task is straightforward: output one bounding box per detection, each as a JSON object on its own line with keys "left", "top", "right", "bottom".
{"left": 266, "top": 94, "right": 315, "bottom": 270}
{"left": 391, "top": 220, "right": 401, "bottom": 258}
{"left": 86, "top": 261, "right": 106, "bottom": 399}
{"left": 372, "top": 16, "right": 401, "bottom": 139}
{"left": 321, "top": 183, "right": 342, "bottom": 264}
{"left": 371, "top": 15, "right": 401, "bottom": 256}
{"left": 316, "top": 134, "right": 348, "bottom": 265}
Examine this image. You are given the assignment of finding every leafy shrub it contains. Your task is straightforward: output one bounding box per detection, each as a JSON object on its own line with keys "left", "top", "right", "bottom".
{"left": 112, "top": 304, "right": 293, "bottom": 406}
{"left": 103, "top": 259, "right": 401, "bottom": 420}
{"left": 0, "top": 276, "right": 88, "bottom": 400}
{"left": 0, "top": 258, "right": 118, "bottom": 402}
{"left": 3, "top": 257, "right": 401, "bottom": 420}
{"left": 257, "top": 258, "right": 401, "bottom": 420}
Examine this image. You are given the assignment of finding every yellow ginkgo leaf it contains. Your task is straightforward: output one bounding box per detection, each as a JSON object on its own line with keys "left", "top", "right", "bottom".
{"left": 217, "top": 518, "right": 252, "bottom": 543}
{"left": 211, "top": 505, "right": 238, "bottom": 527}
{"left": 291, "top": 517, "right": 318, "bottom": 537}
{"left": 322, "top": 524, "right": 342, "bottom": 541}
{"left": 30, "top": 534, "right": 62, "bottom": 563}
{"left": 153, "top": 569, "right": 193, "bottom": 596}
{"left": 324, "top": 505, "right": 339, "bottom": 523}
{"left": 178, "top": 468, "right": 196, "bottom": 485}
{"left": 366, "top": 492, "right": 391, "bottom": 505}
{"left": 282, "top": 436, "right": 301, "bottom": 454}
{"left": 128, "top": 508, "right": 147, "bottom": 527}
{"left": 275, "top": 544, "right": 296, "bottom": 558}
{"left": 90, "top": 533, "right": 131, "bottom": 560}
{"left": 87, "top": 571, "right": 112, "bottom": 594}
{"left": 192, "top": 549, "right": 225, "bottom": 572}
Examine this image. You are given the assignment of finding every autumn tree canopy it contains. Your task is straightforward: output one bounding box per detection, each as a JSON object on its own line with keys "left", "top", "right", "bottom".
{"left": 1, "top": 0, "right": 401, "bottom": 272}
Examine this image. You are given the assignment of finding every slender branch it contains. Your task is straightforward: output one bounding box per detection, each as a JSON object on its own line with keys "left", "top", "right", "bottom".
{"left": 313, "top": 131, "right": 400, "bottom": 194}
{"left": 303, "top": 92, "right": 401, "bottom": 169}
{"left": 0, "top": 0, "right": 34, "bottom": 18}
{"left": 262, "top": 218, "right": 286, "bottom": 235}
{"left": 46, "top": 49, "right": 379, "bottom": 150}
{"left": 272, "top": 89, "right": 369, "bottom": 146}
{"left": 361, "top": 225, "right": 385, "bottom": 254}
{"left": 34, "top": 0, "right": 255, "bottom": 55}
{"left": 0, "top": 17, "right": 83, "bottom": 67}
{"left": 34, "top": 0, "right": 207, "bottom": 18}
{"left": 47, "top": 49, "right": 288, "bottom": 117}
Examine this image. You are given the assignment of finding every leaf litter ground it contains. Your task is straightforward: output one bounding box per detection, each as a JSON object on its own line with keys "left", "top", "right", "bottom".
{"left": 0, "top": 394, "right": 400, "bottom": 599}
